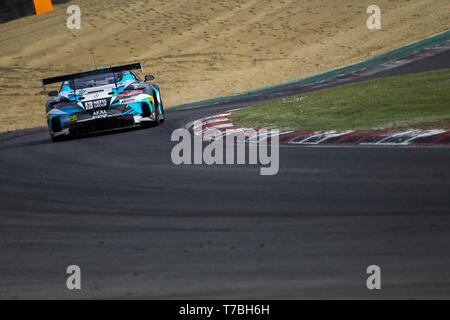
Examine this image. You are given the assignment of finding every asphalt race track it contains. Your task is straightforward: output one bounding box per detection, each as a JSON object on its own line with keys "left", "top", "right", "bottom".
{"left": 0, "top": 50, "right": 449, "bottom": 299}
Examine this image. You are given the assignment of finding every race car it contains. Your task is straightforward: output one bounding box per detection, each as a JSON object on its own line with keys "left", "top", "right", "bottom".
{"left": 42, "top": 62, "right": 164, "bottom": 141}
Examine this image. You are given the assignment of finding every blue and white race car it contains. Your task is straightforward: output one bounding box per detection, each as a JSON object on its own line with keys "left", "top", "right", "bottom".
{"left": 42, "top": 62, "right": 164, "bottom": 141}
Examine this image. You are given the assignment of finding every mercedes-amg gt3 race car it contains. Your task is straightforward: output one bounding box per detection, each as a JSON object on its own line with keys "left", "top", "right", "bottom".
{"left": 42, "top": 62, "right": 164, "bottom": 141}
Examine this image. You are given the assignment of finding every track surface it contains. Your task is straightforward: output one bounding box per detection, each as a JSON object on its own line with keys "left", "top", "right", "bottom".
{"left": 1, "top": 50, "right": 449, "bottom": 299}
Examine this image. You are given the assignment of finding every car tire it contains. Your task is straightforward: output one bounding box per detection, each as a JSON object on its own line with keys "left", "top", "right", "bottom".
{"left": 153, "top": 90, "right": 164, "bottom": 123}
{"left": 153, "top": 102, "right": 161, "bottom": 127}
{"left": 140, "top": 101, "right": 159, "bottom": 128}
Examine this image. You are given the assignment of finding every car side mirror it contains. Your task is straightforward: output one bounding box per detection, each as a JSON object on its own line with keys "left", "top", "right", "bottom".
{"left": 145, "top": 75, "right": 155, "bottom": 82}
{"left": 48, "top": 90, "right": 58, "bottom": 97}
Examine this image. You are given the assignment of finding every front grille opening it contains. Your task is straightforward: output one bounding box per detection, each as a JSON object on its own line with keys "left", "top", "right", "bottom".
{"left": 141, "top": 102, "right": 151, "bottom": 117}
{"left": 51, "top": 117, "right": 62, "bottom": 132}
{"left": 69, "top": 117, "right": 135, "bottom": 136}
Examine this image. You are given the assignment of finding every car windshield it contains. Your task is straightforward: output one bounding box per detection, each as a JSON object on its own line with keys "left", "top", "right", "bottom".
{"left": 70, "top": 72, "right": 124, "bottom": 89}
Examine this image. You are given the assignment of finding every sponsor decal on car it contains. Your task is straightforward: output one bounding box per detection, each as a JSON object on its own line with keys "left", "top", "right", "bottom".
{"left": 92, "top": 110, "right": 108, "bottom": 118}
{"left": 83, "top": 98, "right": 109, "bottom": 110}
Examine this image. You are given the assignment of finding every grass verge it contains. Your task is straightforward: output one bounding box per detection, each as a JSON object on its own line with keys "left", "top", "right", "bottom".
{"left": 229, "top": 68, "right": 450, "bottom": 131}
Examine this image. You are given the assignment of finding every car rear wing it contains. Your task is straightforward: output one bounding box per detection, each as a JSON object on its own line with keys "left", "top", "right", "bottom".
{"left": 41, "top": 62, "right": 143, "bottom": 88}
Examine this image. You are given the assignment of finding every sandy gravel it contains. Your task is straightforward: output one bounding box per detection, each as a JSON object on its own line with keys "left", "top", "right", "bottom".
{"left": 0, "top": 0, "right": 448, "bottom": 131}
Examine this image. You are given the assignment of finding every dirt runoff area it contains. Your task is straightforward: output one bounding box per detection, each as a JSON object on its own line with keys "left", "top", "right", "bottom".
{"left": 0, "top": 0, "right": 449, "bottom": 132}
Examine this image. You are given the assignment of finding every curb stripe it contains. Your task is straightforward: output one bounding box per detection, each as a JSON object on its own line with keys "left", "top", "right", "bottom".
{"left": 188, "top": 109, "right": 450, "bottom": 146}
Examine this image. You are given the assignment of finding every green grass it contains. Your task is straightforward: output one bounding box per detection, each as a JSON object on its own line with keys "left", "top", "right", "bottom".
{"left": 229, "top": 68, "right": 450, "bottom": 131}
